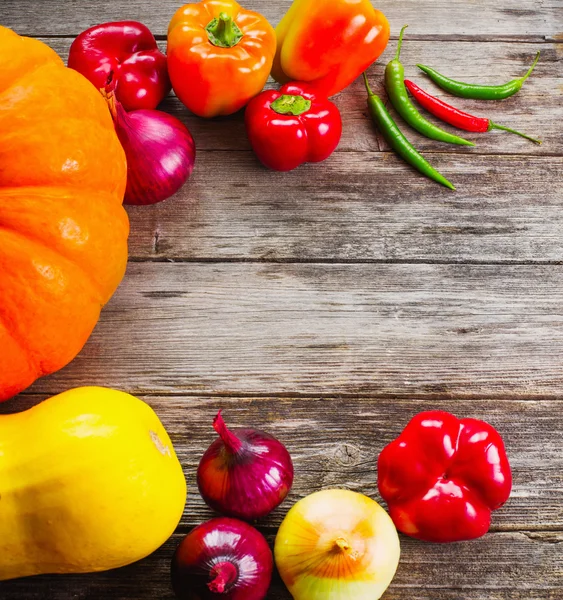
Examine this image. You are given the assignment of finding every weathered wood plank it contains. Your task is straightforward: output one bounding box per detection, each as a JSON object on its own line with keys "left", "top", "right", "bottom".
{"left": 4, "top": 395, "right": 561, "bottom": 530}
{"left": 2, "top": 0, "right": 560, "bottom": 38}
{"left": 40, "top": 38, "right": 563, "bottom": 156}
{"left": 123, "top": 152, "right": 563, "bottom": 262}
{"left": 0, "top": 531, "right": 560, "bottom": 599}
{"left": 20, "top": 262, "right": 563, "bottom": 397}
{"left": 30, "top": 38, "right": 563, "bottom": 263}
{"left": 3, "top": 1, "right": 562, "bottom": 599}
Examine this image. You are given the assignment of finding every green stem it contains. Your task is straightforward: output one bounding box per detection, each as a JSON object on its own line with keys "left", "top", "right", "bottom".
{"left": 363, "top": 72, "right": 375, "bottom": 96}
{"left": 395, "top": 25, "right": 409, "bottom": 61}
{"left": 490, "top": 122, "right": 542, "bottom": 144}
{"left": 206, "top": 12, "right": 243, "bottom": 48}
{"left": 270, "top": 94, "right": 311, "bottom": 116}
{"left": 519, "top": 51, "right": 541, "bottom": 83}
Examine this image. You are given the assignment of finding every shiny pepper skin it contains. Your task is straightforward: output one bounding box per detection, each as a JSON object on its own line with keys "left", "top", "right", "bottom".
{"left": 378, "top": 411, "right": 512, "bottom": 543}
{"left": 68, "top": 21, "right": 171, "bottom": 111}
{"left": 272, "top": 0, "right": 390, "bottom": 97}
{"left": 168, "top": 0, "right": 276, "bottom": 118}
{"left": 245, "top": 83, "right": 342, "bottom": 172}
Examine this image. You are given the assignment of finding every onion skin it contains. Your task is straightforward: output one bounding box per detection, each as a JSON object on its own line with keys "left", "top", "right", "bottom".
{"left": 197, "top": 411, "right": 294, "bottom": 521}
{"left": 275, "top": 489, "right": 400, "bottom": 600}
{"left": 106, "top": 90, "right": 196, "bottom": 205}
{"left": 171, "top": 517, "right": 273, "bottom": 600}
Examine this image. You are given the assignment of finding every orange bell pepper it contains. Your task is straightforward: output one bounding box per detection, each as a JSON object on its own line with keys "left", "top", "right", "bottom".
{"left": 272, "top": 0, "right": 390, "bottom": 97}
{"left": 167, "top": 0, "right": 276, "bottom": 118}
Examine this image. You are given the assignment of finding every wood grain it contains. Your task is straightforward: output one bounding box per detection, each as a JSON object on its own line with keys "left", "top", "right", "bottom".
{"left": 40, "top": 38, "right": 563, "bottom": 156}
{"left": 34, "top": 38, "right": 563, "bottom": 263}
{"left": 3, "top": 395, "right": 560, "bottom": 599}
{"left": 2, "top": 0, "right": 561, "bottom": 39}
{"left": 0, "top": 531, "right": 560, "bottom": 599}
{"left": 121, "top": 152, "right": 563, "bottom": 262}
{"left": 5, "top": 395, "right": 561, "bottom": 530}
{"left": 18, "top": 262, "right": 563, "bottom": 398}
{"left": 2, "top": 1, "right": 563, "bottom": 599}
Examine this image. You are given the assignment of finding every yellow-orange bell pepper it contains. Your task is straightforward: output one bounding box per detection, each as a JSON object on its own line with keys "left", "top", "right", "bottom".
{"left": 272, "top": 0, "right": 390, "bottom": 97}
{"left": 168, "top": 0, "right": 276, "bottom": 118}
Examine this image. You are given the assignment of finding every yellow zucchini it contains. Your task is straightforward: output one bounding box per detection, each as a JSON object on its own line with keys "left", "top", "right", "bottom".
{"left": 0, "top": 387, "right": 186, "bottom": 580}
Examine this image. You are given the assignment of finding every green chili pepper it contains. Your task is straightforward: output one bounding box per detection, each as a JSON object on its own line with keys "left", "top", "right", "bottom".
{"left": 417, "top": 51, "right": 541, "bottom": 100}
{"left": 363, "top": 72, "right": 455, "bottom": 190}
{"left": 385, "top": 26, "right": 474, "bottom": 147}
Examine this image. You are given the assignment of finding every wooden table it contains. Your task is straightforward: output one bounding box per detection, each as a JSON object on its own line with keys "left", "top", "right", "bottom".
{"left": 2, "top": 1, "right": 562, "bottom": 598}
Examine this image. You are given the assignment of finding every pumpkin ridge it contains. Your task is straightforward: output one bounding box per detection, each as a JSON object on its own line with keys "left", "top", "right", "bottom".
{"left": 0, "top": 32, "right": 62, "bottom": 94}
{"left": 0, "top": 228, "right": 104, "bottom": 375}
{"left": 0, "top": 27, "right": 128, "bottom": 399}
{"left": 0, "top": 316, "right": 39, "bottom": 378}
{"left": 0, "top": 100, "right": 117, "bottom": 137}
{"left": 0, "top": 63, "right": 117, "bottom": 136}
{"left": 0, "top": 121, "right": 126, "bottom": 195}
{"left": 1, "top": 53, "right": 62, "bottom": 93}
{"left": 0, "top": 225, "right": 108, "bottom": 301}
{"left": 0, "top": 186, "right": 129, "bottom": 300}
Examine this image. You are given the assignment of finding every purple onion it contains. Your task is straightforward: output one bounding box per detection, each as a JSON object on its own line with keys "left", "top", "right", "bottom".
{"left": 197, "top": 411, "right": 294, "bottom": 521}
{"left": 105, "top": 87, "right": 195, "bottom": 205}
{"left": 171, "top": 518, "right": 273, "bottom": 600}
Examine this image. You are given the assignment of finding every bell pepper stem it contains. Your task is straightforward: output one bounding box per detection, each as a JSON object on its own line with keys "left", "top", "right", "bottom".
{"left": 395, "top": 25, "right": 408, "bottom": 61}
{"left": 270, "top": 94, "right": 312, "bottom": 116}
{"left": 206, "top": 12, "right": 243, "bottom": 48}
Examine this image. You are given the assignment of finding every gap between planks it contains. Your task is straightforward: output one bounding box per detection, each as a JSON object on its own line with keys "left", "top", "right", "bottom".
{"left": 1, "top": 530, "right": 560, "bottom": 599}
{"left": 14, "top": 390, "right": 563, "bottom": 401}
{"left": 177, "top": 149, "right": 563, "bottom": 157}
{"left": 27, "top": 34, "right": 556, "bottom": 43}
{"left": 125, "top": 257, "right": 563, "bottom": 265}
{"left": 169, "top": 522, "right": 563, "bottom": 535}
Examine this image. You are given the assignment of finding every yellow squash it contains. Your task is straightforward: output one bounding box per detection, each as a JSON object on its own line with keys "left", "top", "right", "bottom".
{"left": 0, "top": 387, "right": 187, "bottom": 580}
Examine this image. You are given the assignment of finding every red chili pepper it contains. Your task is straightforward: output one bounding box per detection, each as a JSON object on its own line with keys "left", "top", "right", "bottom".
{"left": 404, "top": 79, "right": 541, "bottom": 144}
{"left": 245, "top": 83, "right": 342, "bottom": 172}
{"left": 378, "top": 411, "right": 512, "bottom": 543}
{"left": 68, "top": 21, "right": 171, "bottom": 111}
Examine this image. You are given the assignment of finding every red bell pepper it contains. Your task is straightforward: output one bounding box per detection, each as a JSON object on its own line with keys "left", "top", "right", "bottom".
{"left": 68, "top": 21, "right": 171, "bottom": 111}
{"left": 378, "top": 411, "right": 512, "bottom": 543}
{"left": 245, "top": 83, "right": 342, "bottom": 172}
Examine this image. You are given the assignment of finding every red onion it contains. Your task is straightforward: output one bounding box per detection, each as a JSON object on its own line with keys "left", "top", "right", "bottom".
{"left": 104, "top": 85, "right": 195, "bottom": 205}
{"left": 197, "top": 411, "right": 294, "bottom": 521}
{"left": 171, "top": 517, "right": 273, "bottom": 600}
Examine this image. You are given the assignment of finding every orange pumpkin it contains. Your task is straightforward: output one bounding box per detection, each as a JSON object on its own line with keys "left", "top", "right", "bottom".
{"left": 0, "top": 27, "right": 129, "bottom": 401}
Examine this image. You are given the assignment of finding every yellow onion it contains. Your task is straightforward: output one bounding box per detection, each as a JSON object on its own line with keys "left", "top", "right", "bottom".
{"left": 274, "top": 489, "right": 400, "bottom": 600}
